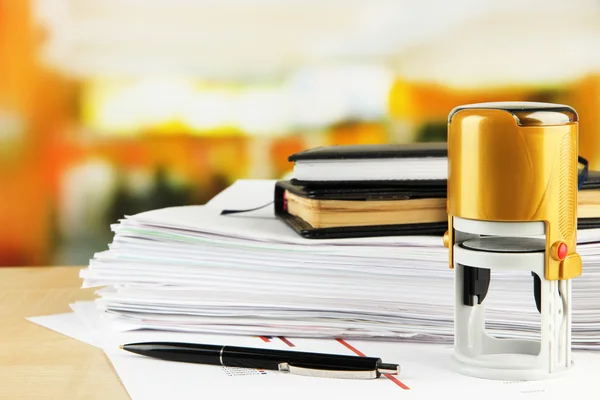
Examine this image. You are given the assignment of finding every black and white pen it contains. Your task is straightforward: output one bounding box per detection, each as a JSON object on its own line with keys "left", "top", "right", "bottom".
{"left": 120, "top": 341, "right": 400, "bottom": 379}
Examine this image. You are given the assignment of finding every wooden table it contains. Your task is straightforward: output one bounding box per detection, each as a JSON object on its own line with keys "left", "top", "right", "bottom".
{"left": 0, "top": 267, "right": 129, "bottom": 400}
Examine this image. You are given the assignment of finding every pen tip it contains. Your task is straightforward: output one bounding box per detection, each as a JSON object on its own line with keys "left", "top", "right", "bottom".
{"left": 119, "top": 345, "right": 124, "bottom": 350}
{"left": 378, "top": 363, "right": 400, "bottom": 375}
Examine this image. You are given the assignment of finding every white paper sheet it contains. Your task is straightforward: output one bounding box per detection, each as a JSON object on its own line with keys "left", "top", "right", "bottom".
{"left": 27, "top": 305, "right": 600, "bottom": 400}
{"left": 27, "top": 312, "right": 100, "bottom": 348}
{"left": 120, "top": 205, "right": 441, "bottom": 247}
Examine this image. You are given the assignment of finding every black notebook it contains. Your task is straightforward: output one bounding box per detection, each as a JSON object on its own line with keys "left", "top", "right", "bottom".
{"left": 289, "top": 142, "right": 447, "bottom": 186}
{"left": 274, "top": 170, "right": 600, "bottom": 239}
{"left": 274, "top": 180, "right": 448, "bottom": 239}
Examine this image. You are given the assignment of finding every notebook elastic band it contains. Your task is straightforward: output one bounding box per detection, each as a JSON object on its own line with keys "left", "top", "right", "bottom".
{"left": 220, "top": 201, "right": 274, "bottom": 215}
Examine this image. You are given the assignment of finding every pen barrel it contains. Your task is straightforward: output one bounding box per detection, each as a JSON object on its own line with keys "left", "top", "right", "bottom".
{"left": 222, "top": 346, "right": 381, "bottom": 372}
{"left": 123, "top": 342, "right": 384, "bottom": 374}
{"left": 123, "top": 342, "right": 225, "bottom": 366}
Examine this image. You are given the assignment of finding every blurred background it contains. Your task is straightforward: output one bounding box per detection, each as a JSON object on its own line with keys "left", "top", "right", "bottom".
{"left": 2, "top": 0, "right": 600, "bottom": 266}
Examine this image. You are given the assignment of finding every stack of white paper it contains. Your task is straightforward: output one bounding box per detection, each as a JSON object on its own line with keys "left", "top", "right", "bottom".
{"left": 81, "top": 180, "right": 600, "bottom": 350}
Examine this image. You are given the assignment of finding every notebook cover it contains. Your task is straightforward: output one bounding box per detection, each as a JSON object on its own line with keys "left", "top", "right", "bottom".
{"left": 582, "top": 170, "right": 600, "bottom": 190}
{"left": 279, "top": 180, "right": 446, "bottom": 201}
{"left": 577, "top": 218, "right": 600, "bottom": 229}
{"left": 288, "top": 142, "right": 448, "bottom": 162}
{"left": 290, "top": 178, "right": 447, "bottom": 188}
{"left": 274, "top": 180, "right": 447, "bottom": 239}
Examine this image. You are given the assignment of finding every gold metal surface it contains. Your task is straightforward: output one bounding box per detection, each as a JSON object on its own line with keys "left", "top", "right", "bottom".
{"left": 447, "top": 103, "right": 580, "bottom": 280}
{"left": 443, "top": 230, "right": 450, "bottom": 248}
{"left": 560, "top": 253, "right": 582, "bottom": 279}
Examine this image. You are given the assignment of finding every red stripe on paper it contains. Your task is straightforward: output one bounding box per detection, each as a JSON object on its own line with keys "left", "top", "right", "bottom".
{"left": 383, "top": 374, "right": 410, "bottom": 390}
{"left": 259, "top": 336, "right": 271, "bottom": 342}
{"left": 336, "top": 338, "right": 365, "bottom": 356}
{"left": 278, "top": 337, "right": 295, "bottom": 347}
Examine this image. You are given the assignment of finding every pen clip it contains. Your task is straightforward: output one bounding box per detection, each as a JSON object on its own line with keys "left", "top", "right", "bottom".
{"left": 278, "top": 363, "right": 378, "bottom": 379}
